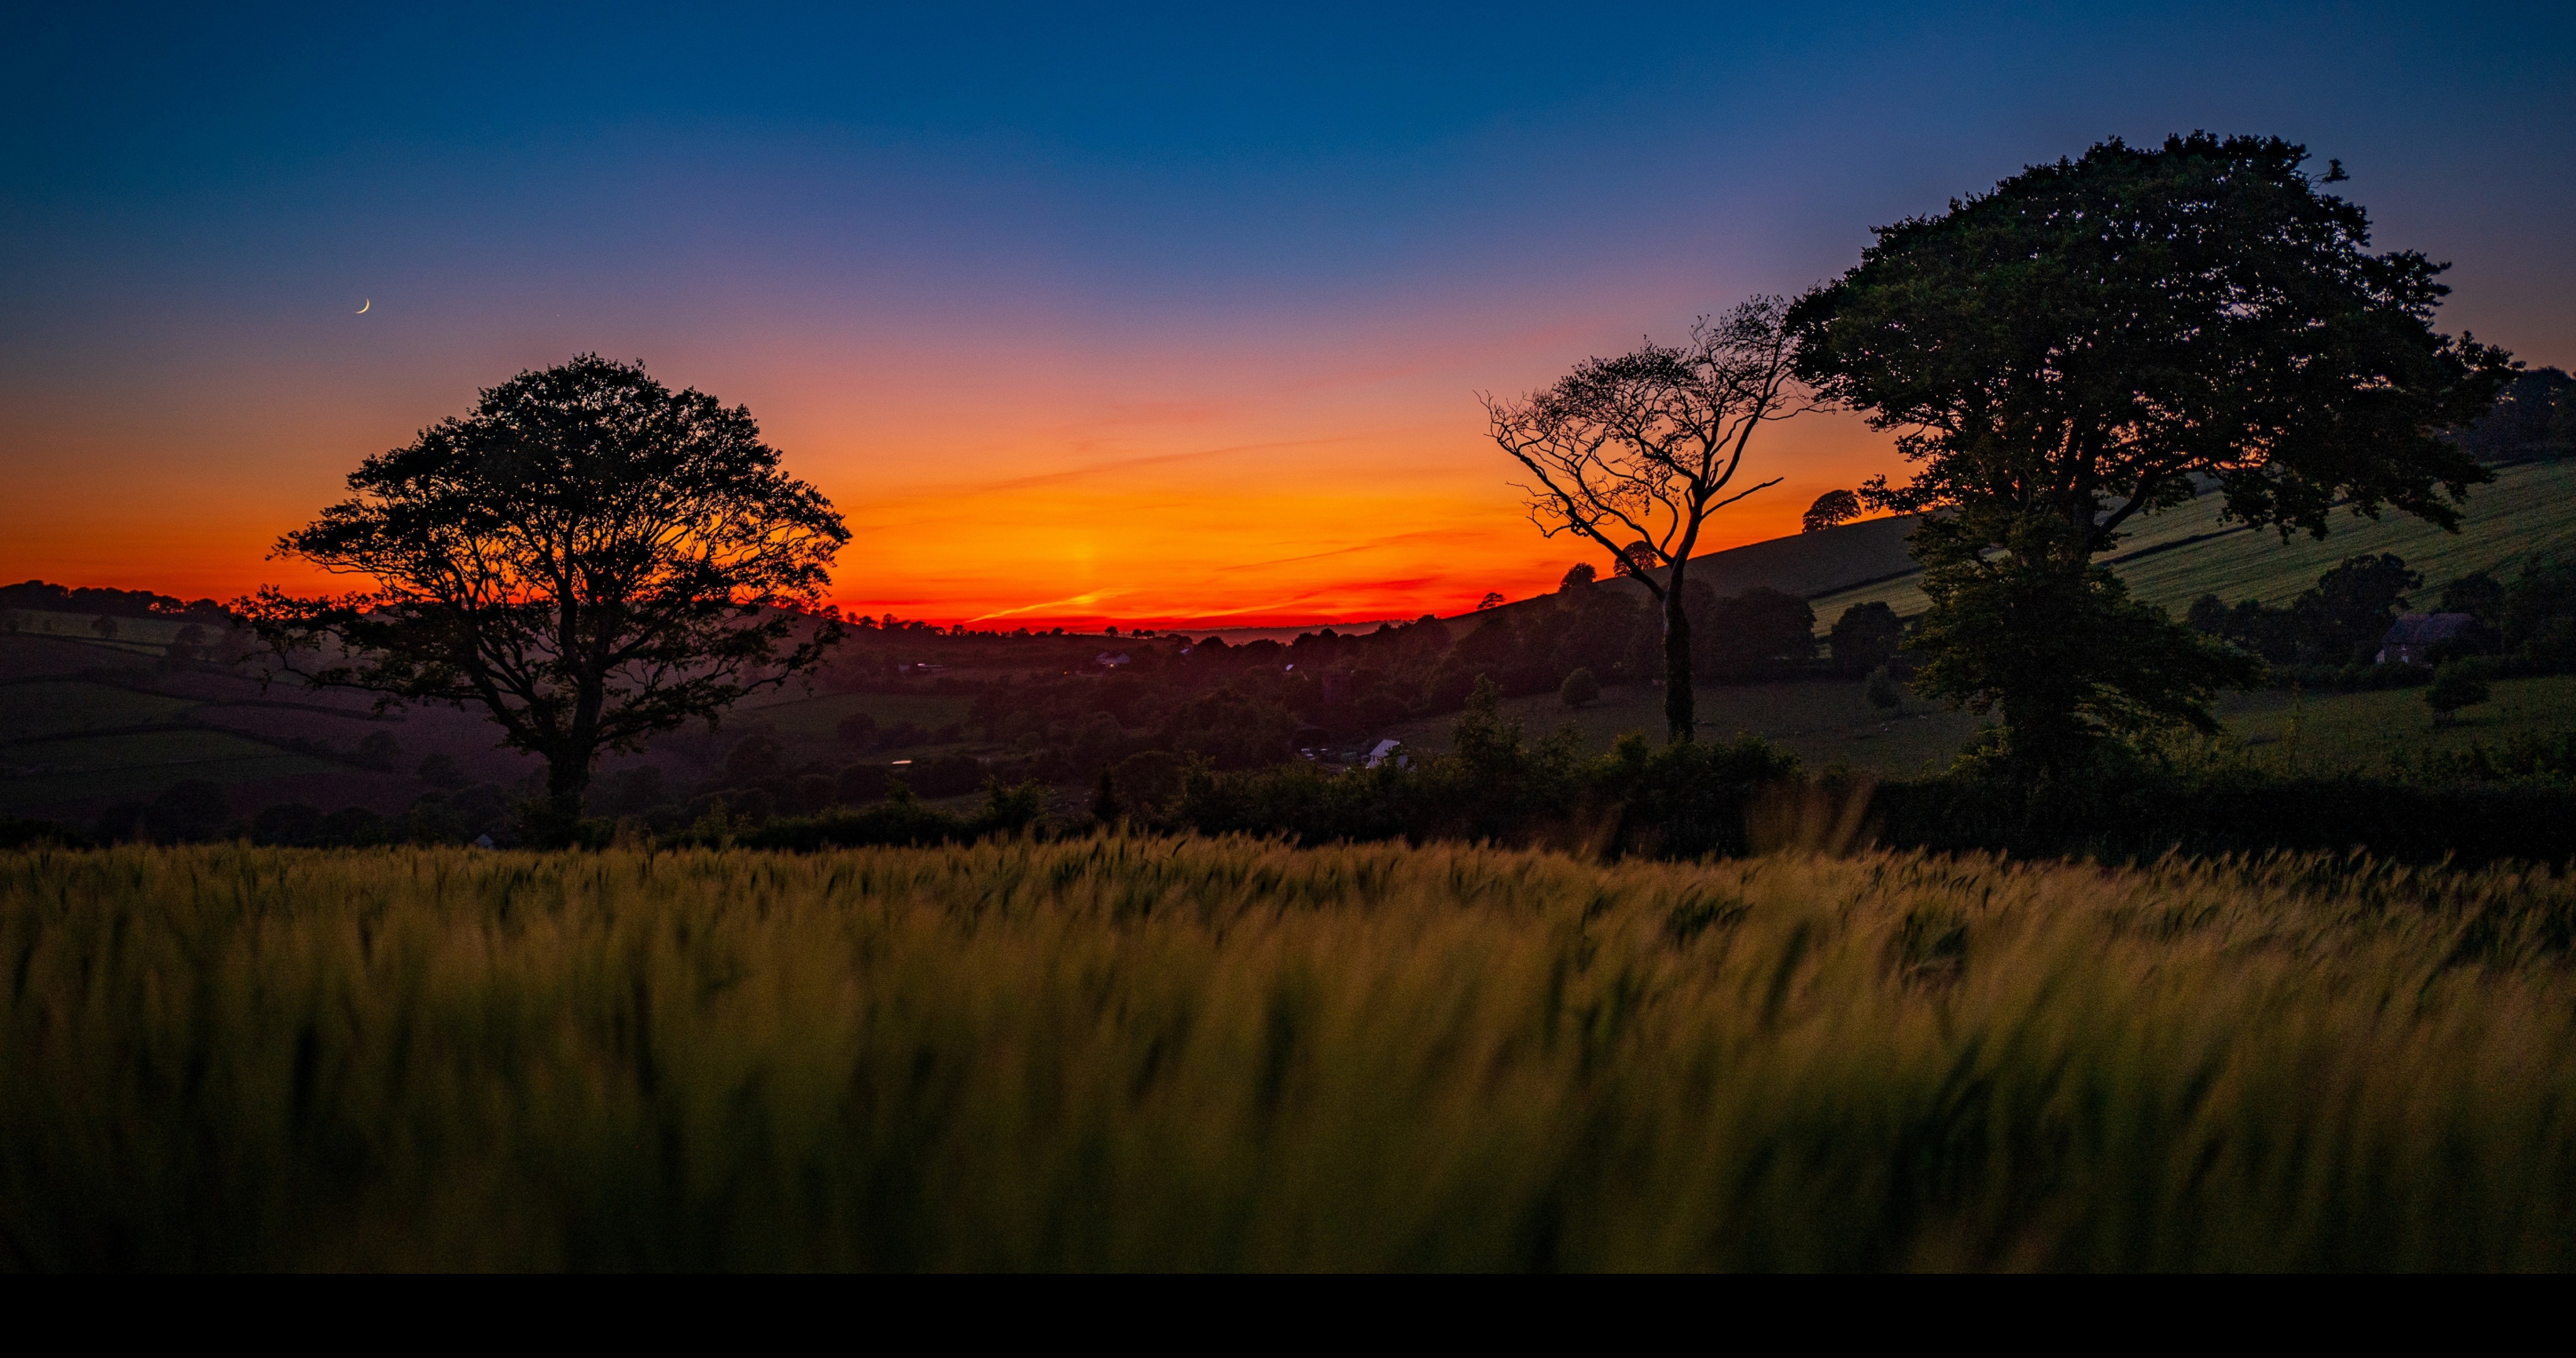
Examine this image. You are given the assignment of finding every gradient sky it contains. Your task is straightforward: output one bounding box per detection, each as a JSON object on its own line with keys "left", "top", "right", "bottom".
{"left": 5, "top": 3, "right": 2570, "bottom": 627}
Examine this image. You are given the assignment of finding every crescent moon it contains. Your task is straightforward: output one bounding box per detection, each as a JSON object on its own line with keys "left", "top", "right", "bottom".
{"left": 356, "top": 299, "right": 370, "bottom": 314}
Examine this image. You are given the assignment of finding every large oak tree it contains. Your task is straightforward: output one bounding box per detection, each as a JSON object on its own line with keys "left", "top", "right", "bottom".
{"left": 245, "top": 355, "right": 849, "bottom": 832}
{"left": 1789, "top": 134, "right": 2514, "bottom": 772}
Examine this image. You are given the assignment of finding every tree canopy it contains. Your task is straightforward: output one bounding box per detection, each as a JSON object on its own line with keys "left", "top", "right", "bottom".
{"left": 245, "top": 355, "right": 849, "bottom": 832}
{"left": 1801, "top": 489, "right": 1862, "bottom": 533}
{"left": 1789, "top": 133, "right": 2514, "bottom": 772}
{"left": 1792, "top": 133, "right": 2514, "bottom": 559}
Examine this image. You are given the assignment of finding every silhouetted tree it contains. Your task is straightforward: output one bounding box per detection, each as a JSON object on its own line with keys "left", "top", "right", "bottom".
{"left": 1476, "top": 592, "right": 1506, "bottom": 611}
{"left": 1558, "top": 563, "right": 1597, "bottom": 591}
{"left": 1559, "top": 666, "right": 1599, "bottom": 708}
{"left": 1485, "top": 297, "right": 1816, "bottom": 741}
{"left": 353, "top": 730, "right": 402, "bottom": 771}
{"left": 243, "top": 355, "right": 848, "bottom": 836}
{"left": 2441, "top": 571, "right": 2507, "bottom": 626}
{"left": 91, "top": 616, "right": 117, "bottom": 640}
{"left": 1801, "top": 489, "right": 1862, "bottom": 533}
{"left": 1692, "top": 587, "right": 1816, "bottom": 680}
{"left": 1828, "top": 601, "right": 1905, "bottom": 676}
{"left": 1792, "top": 135, "right": 2512, "bottom": 773}
{"left": 2294, "top": 554, "right": 2420, "bottom": 663}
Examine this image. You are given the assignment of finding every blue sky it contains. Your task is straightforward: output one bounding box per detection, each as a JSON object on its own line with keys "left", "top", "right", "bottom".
{"left": 5, "top": 3, "right": 2569, "bottom": 617}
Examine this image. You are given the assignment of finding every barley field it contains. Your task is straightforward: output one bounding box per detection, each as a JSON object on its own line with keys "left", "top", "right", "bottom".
{"left": 6, "top": 837, "right": 2575, "bottom": 1271}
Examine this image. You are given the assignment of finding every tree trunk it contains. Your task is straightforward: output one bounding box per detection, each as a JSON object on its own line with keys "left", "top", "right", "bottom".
{"left": 1662, "top": 577, "right": 1694, "bottom": 743}
{"left": 535, "top": 744, "right": 594, "bottom": 845}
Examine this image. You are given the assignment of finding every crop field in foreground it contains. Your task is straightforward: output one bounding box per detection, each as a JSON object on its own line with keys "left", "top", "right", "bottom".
{"left": 6, "top": 838, "right": 2575, "bottom": 1271}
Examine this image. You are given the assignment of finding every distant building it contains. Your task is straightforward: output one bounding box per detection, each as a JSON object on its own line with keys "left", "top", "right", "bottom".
{"left": 1095, "top": 651, "right": 1132, "bottom": 668}
{"left": 1363, "top": 739, "right": 1407, "bottom": 770}
{"left": 2377, "top": 612, "right": 2475, "bottom": 666}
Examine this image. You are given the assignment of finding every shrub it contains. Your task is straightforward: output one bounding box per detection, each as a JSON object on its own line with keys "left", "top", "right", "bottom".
{"left": 416, "top": 753, "right": 468, "bottom": 789}
{"left": 317, "top": 805, "right": 391, "bottom": 847}
{"left": 353, "top": 731, "right": 402, "bottom": 771}
{"left": 1558, "top": 667, "right": 1599, "bottom": 708}
{"left": 1863, "top": 666, "right": 1904, "bottom": 713}
{"left": 2426, "top": 659, "right": 2492, "bottom": 724}
{"left": 145, "top": 780, "right": 230, "bottom": 842}
{"left": 252, "top": 803, "right": 324, "bottom": 846}
{"left": 1829, "top": 602, "right": 1905, "bottom": 676}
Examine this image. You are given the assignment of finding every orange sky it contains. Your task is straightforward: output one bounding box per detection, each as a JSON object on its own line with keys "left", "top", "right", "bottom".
{"left": 0, "top": 306, "right": 1902, "bottom": 628}
{"left": 7, "top": 9, "right": 2568, "bottom": 629}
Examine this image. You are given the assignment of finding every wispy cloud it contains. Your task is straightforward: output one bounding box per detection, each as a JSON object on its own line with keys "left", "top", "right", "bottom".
{"left": 962, "top": 436, "right": 1360, "bottom": 497}
{"left": 966, "top": 586, "right": 1135, "bottom": 624}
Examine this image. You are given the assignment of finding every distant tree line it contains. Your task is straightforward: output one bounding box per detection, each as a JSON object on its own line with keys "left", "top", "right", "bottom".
{"left": 1, "top": 580, "right": 235, "bottom": 622}
{"left": 2187, "top": 553, "right": 2576, "bottom": 710}
{"left": 2455, "top": 367, "right": 2575, "bottom": 463}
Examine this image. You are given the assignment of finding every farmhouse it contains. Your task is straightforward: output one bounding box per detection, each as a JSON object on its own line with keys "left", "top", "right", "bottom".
{"left": 2377, "top": 612, "right": 2475, "bottom": 666}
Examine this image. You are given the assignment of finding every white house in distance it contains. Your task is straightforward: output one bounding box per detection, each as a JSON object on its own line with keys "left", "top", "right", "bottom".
{"left": 2377, "top": 613, "right": 2475, "bottom": 666}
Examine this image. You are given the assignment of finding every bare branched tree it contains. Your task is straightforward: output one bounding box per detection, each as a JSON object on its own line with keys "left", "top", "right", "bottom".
{"left": 1482, "top": 296, "right": 1816, "bottom": 741}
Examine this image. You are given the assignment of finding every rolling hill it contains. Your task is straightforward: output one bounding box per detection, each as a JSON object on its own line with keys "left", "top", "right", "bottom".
{"left": 1475, "top": 458, "right": 2576, "bottom": 634}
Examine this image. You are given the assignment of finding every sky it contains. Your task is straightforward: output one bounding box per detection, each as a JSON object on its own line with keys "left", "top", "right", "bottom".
{"left": 4, "top": 3, "right": 2570, "bottom": 628}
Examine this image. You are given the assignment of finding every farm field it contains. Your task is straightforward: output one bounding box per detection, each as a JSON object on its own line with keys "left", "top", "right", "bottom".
{"left": 0, "top": 730, "right": 332, "bottom": 811}
{"left": 1804, "top": 460, "right": 2576, "bottom": 631}
{"left": 2214, "top": 673, "right": 2576, "bottom": 773}
{"left": 8, "top": 837, "right": 2573, "bottom": 1270}
{"left": 1382, "top": 679, "right": 1987, "bottom": 776}
{"left": 744, "top": 689, "right": 980, "bottom": 745}
{"left": 1399, "top": 672, "right": 2576, "bottom": 779}
{"left": 0, "top": 609, "right": 191, "bottom": 652}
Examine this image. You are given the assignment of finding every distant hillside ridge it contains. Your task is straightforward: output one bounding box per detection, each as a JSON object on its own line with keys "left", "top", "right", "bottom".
{"left": 1465, "top": 514, "right": 1928, "bottom": 624}
{"left": 1617, "top": 513, "right": 1928, "bottom": 600}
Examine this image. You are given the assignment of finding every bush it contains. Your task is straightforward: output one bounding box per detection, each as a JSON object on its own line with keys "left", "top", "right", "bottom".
{"left": 145, "top": 780, "right": 231, "bottom": 842}
{"left": 899, "top": 752, "right": 987, "bottom": 798}
{"left": 417, "top": 753, "right": 468, "bottom": 789}
{"left": 1863, "top": 666, "right": 1904, "bottom": 713}
{"left": 1558, "top": 667, "right": 1599, "bottom": 708}
{"left": 2426, "top": 659, "right": 2493, "bottom": 724}
{"left": 1167, "top": 678, "right": 1799, "bottom": 857}
{"left": 1830, "top": 602, "right": 1905, "bottom": 676}
{"left": 353, "top": 731, "right": 402, "bottom": 771}
{"left": 253, "top": 803, "right": 325, "bottom": 846}
{"left": 736, "top": 778, "right": 1047, "bottom": 851}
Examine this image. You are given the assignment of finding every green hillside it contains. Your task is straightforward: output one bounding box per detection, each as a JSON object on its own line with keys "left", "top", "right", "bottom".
{"left": 1806, "top": 460, "right": 2576, "bottom": 630}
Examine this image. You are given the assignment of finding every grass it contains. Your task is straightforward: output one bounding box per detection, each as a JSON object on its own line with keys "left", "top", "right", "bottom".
{"left": 0, "top": 730, "right": 331, "bottom": 810}
{"left": 1, "top": 609, "right": 189, "bottom": 652}
{"left": 1806, "top": 460, "right": 2576, "bottom": 631}
{"left": 0, "top": 680, "right": 196, "bottom": 742}
{"left": 6, "top": 837, "right": 2573, "bottom": 1271}
{"left": 2213, "top": 673, "right": 2576, "bottom": 775}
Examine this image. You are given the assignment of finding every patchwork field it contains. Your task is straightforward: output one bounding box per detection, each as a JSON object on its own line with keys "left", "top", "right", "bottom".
{"left": 8, "top": 837, "right": 2572, "bottom": 1270}
{"left": 1806, "top": 460, "right": 2576, "bottom": 630}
